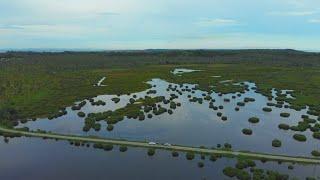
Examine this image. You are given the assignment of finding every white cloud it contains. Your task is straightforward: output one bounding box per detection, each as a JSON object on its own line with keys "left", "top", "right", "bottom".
{"left": 268, "top": 11, "right": 317, "bottom": 16}
{"left": 308, "top": 19, "right": 320, "bottom": 23}
{"left": 196, "top": 18, "right": 238, "bottom": 26}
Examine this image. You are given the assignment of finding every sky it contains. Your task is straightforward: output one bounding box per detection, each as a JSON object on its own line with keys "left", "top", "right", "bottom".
{"left": 0, "top": 0, "right": 320, "bottom": 51}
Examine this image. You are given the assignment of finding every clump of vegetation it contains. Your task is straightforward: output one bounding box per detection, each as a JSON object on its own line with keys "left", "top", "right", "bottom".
{"left": 272, "top": 139, "right": 282, "bottom": 147}
{"left": 119, "top": 145, "right": 128, "bottom": 152}
{"left": 242, "top": 128, "right": 253, "bottom": 135}
{"left": 293, "top": 134, "right": 307, "bottom": 142}
{"left": 172, "top": 151, "right": 179, "bottom": 157}
{"left": 111, "top": 97, "right": 120, "bottom": 103}
{"left": 244, "top": 97, "right": 255, "bottom": 102}
{"left": 77, "top": 111, "right": 86, "bottom": 118}
{"left": 71, "top": 101, "right": 86, "bottom": 111}
{"left": 280, "top": 112, "right": 290, "bottom": 118}
{"left": 224, "top": 98, "right": 230, "bottom": 102}
{"left": 237, "top": 102, "right": 245, "bottom": 106}
{"left": 278, "top": 123, "right": 290, "bottom": 130}
{"left": 147, "top": 90, "right": 157, "bottom": 94}
{"left": 217, "top": 112, "right": 222, "bottom": 117}
{"left": 91, "top": 100, "right": 106, "bottom": 106}
{"left": 221, "top": 116, "right": 227, "bottom": 121}
{"left": 248, "top": 117, "right": 259, "bottom": 124}
{"left": 107, "top": 124, "right": 114, "bottom": 131}
{"left": 197, "top": 162, "right": 204, "bottom": 168}
{"left": 313, "top": 132, "right": 320, "bottom": 139}
{"left": 186, "top": 152, "right": 195, "bottom": 160}
{"left": 147, "top": 148, "right": 155, "bottom": 156}
{"left": 222, "top": 167, "right": 237, "bottom": 178}
{"left": 311, "top": 150, "right": 320, "bottom": 157}
{"left": 262, "top": 107, "right": 272, "bottom": 112}
{"left": 235, "top": 107, "right": 240, "bottom": 111}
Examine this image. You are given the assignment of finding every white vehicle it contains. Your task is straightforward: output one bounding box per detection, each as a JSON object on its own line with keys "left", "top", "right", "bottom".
{"left": 164, "top": 143, "right": 171, "bottom": 146}
{"left": 148, "top": 142, "right": 157, "bottom": 145}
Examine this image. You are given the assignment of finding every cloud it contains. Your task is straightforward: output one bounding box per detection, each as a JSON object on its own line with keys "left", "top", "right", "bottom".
{"left": 308, "top": 19, "right": 320, "bottom": 23}
{"left": 268, "top": 11, "right": 317, "bottom": 16}
{"left": 196, "top": 18, "right": 238, "bottom": 26}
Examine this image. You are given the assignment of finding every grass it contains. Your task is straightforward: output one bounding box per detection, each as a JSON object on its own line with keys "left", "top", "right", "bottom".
{"left": 1, "top": 51, "right": 320, "bottom": 123}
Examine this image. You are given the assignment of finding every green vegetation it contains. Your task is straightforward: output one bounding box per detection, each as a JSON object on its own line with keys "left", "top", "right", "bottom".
{"left": 77, "top": 111, "right": 86, "bottom": 118}
{"left": 278, "top": 123, "right": 290, "bottom": 130}
{"left": 1, "top": 50, "right": 320, "bottom": 135}
{"left": 248, "top": 117, "right": 259, "bottom": 124}
{"left": 147, "top": 148, "right": 155, "bottom": 156}
{"left": 242, "top": 128, "right": 253, "bottom": 135}
{"left": 107, "top": 124, "right": 114, "bottom": 131}
{"left": 172, "top": 151, "right": 179, "bottom": 157}
{"left": 312, "top": 132, "right": 320, "bottom": 139}
{"left": 272, "top": 139, "right": 282, "bottom": 147}
{"left": 293, "top": 134, "right": 307, "bottom": 142}
{"left": 119, "top": 145, "right": 128, "bottom": 152}
{"left": 280, "top": 112, "right": 290, "bottom": 118}
{"left": 197, "top": 162, "right": 204, "bottom": 168}
{"left": 311, "top": 150, "right": 320, "bottom": 157}
{"left": 186, "top": 152, "right": 195, "bottom": 160}
{"left": 111, "top": 97, "right": 120, "bottom": 103}
{"left": 262, "top": 107, "right": 272, "bottom": 112}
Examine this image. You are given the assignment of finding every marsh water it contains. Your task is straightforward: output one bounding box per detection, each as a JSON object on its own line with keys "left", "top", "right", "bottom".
{"left": 5, "top": 71, "right": 320, "bottom": 179}
{"left": 19, "top": 79, "right": 319, "bottom": 157}
{"left": 0, "top": 137, "right": 319, "bottom": 180}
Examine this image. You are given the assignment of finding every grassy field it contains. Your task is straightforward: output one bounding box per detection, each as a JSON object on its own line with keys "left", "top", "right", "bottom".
{"left": 1, "top": 50, "right": 320, "bottom": 125}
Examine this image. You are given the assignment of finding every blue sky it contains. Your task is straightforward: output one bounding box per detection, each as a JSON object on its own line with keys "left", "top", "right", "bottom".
{"left": 0, "top": 0, "right": 320, "bottom": 50}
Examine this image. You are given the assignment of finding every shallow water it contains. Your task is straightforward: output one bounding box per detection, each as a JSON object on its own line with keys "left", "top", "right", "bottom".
{"left": 0, "top": 137, "right": 319, "bottom": 180}
{"left": 171, "top": 68, "right": 202, "bottom": 74}
{"left": 18, "top": 78, "right": 320, "bottom": 157}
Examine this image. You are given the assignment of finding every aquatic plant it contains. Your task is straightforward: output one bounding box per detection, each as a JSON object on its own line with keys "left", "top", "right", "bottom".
{"left": 272, "top": 139, "right": 282, "bottom": 147}
{"left": 242, "top": 128, "right": 253, "bottom": 135}
{"left": 248, "top": 117, "right": 259, "bottom": 124}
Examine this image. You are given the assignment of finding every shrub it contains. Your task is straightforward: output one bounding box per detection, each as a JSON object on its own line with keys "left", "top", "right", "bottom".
{"left": 103, "top": 144, "right": 113, "bottom": 151}
{"left": 248, "top": 117, "right": 259, "bottom": 124}
{"left": 93, "top": 123, "right": 101, "bottom": 131}
{"left": 272, "top": 139, "right": 282, "bottom": 147}
{"left": 197, "top": 162, "right": 204, "bottom": 168}
{"left": 172, "top": 151, "right": 179, "bottom": 157}
{"left": 168, "top": 109, "right": 173, "bottom": 115}
{"left": 235, "top": 107, "right": 240, "bottom": 111}
{"left": 223, "top": 167, "right": 237, "bottom": 177}
{"left": 107, "top": 124, "right": 114, "bottom": 131}
{"left": 209, "top": 154, "right": 218, "bottom": 161}
{"left": 280, "top": 112, "right": 290, "bottom": 118}
{"left": 221, "top": 116, "right": 227, "bottom": 121}
{"left": 224, "top": 98, "right": 230, "bottom": 102}
{"left": 293, "top": 134, "right": 307, "bottom": 142}
{"left": 262, "top": 107, "right": 272, "bottom": 112}
{"left": 278, "top": 123, "right": 290, "bottom": 130}
{"left": 147, "top": 114, "right": 153, "bottom": 118}
{"left": 111, "top": 97, "right": 120, "bottom": 103}
{"left": 186, "top": 152, "right": 195, "bottom": 160}
{"left": 148, "top": 148, "right": 155, "bottom": 156}
{"left": 119, "top": 146, "right": 128, "bottom": 152}
{"left": 237, "top": 102, "right": 245, "bottom": 106}
{"left": 244, "top": 97, "right": 255, "bottom": 102}
{"left": 242, "top": 128, "right": 253, "bottom": 135}
{"left": 77, "top": 112, "right": 86, "bottom": 118}
{"left": 313, "top": 132, "right": 320, "bottom": 139}
{"left": 224, "top": 143, "right": 232, "bottom": 149}
{"left": 217, "top": 112, "right": 222, "bottom": 117}
{"left": 311, "top": 150, "right": 320, "bottom": 157}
